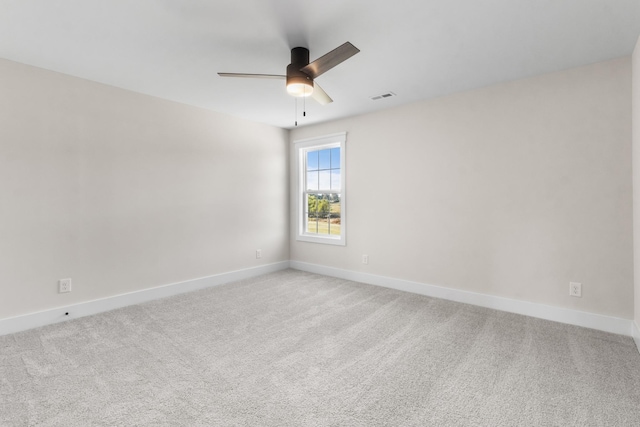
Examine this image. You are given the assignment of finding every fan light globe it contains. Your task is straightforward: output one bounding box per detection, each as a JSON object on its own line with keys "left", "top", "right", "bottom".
{"left": 287, "top": 81, "right": 314, "bottom": 97}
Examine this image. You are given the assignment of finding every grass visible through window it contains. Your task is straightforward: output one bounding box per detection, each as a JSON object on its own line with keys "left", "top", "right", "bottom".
{"left": 306, "top": 195, "right": 340, "bottom": 235}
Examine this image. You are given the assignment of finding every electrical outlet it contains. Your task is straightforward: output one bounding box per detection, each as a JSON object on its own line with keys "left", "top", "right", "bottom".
{"left": 362, "top": 254, "right": 369, "bottom": 265}
{"left": 569, "top": 282, "right": 582, "bottom": 297}
{"left": 256, "top": 249, "right": 262, "bottom": 259}
{"left": 59, "top": 278, "right": 72, "bottom": 293}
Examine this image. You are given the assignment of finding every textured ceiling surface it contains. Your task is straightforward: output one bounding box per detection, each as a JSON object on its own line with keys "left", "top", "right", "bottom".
{"left": 1, "top": 0, "right": 639, "bottom": 129}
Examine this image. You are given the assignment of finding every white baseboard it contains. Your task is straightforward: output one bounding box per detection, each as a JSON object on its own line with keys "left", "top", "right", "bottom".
{"left": 290, "top": 261, "right": 634, "bottom": 337}
{"left": 0, "top": 261, "right": 290, "bottom": 337}
{"left": 633, "top": 321, "right": 640, "bottom": 354}
{"left": 3, "top": 260, "right": 636, "bottom": 342}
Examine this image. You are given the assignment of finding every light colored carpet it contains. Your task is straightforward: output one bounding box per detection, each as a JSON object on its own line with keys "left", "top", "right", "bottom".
{"left": 1, "top": 269, "right": 640, "bottom": 426}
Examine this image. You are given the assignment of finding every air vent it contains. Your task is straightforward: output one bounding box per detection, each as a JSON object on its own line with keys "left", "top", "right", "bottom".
{"left": 370, "top": 92, "right": 396, "bottom": 101}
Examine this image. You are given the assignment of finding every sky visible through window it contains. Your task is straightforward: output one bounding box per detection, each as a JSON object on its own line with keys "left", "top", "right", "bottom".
{"left": 306, "top": 148, "right": 340, "bottom": 191}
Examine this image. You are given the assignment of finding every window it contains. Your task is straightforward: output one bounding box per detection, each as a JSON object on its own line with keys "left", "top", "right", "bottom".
{"left": 295, "top": 133, "right": 346, "bottom": 245}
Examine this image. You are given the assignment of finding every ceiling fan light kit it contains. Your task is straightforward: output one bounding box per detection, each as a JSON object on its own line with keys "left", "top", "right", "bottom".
{"left": 286, "top": 78, "right": 313, "bottom": 97}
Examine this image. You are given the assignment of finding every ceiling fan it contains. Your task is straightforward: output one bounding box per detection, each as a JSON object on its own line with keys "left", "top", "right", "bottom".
{"left": 218, "top": 42, "right": 360, "bottom": 105}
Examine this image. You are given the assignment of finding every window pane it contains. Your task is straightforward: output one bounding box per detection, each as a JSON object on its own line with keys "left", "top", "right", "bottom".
{"left": 319, "top": 149, "right": 331, "bottom": 170}
{"left": 319, "top": 170, "right": 331, "bottom": 190}
{"left": 331, "top": 148, "right": 340, "bottom": 169}
{"left": 307, "top": 151, "right": 319, "bottom": 171}
{"left": 306, "top": 194, "right": 318, "bottom": 233}
{"left": 331, "top": 170, "right": 341, "bottom": 190}
{"left": 306, "top": 215, "right": 319, "bottom": 234}
{"left": 327, "top": 193, "right": 341, "bottom": 236}
{"left": 305, "top": 193, "right": 340, "bottom": 236}
{"left": 307, "top": 194, "right": 317, "bottom": 214}
{"left": 306, "top": 171, "right": 319, "bottom": 191}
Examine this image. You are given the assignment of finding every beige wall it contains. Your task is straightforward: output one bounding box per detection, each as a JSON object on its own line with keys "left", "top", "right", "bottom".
{"left": 1, "top": 55, "right": 634, "bottom": 323}
{"left": 633, "top": 36, "right": 640, "bottom": 329}
{"left": 0, "top": 59, "right": 289, "bottom": 319}
{"left": 290, "top": 57, "right": 633, "bottom": 319}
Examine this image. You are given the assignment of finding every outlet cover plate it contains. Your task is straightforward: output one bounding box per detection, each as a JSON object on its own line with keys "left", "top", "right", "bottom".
{"left": 59, "top": 278, "right": 72, "bottom": 293}
{"left": 569, "top": 282, "right": 582, "bottom": 297}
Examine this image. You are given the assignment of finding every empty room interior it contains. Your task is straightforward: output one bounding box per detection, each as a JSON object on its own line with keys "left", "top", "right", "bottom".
{"left": 2, "top": 1, "right": 640, "bottom": 425}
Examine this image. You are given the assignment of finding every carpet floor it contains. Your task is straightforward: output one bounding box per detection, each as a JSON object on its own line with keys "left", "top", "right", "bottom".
{"left": 1, "top": 269, "right": 640, "bottom": 426}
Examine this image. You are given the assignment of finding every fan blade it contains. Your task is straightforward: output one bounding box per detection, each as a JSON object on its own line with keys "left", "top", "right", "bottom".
{"left": 217, "top": 73, "right": 285, "bottom": 79}
{"left": 312, "top": 82, "right": 333, "bottom": 105}
{"left": 300, "top": 42, "right": 360, "bottom": 79}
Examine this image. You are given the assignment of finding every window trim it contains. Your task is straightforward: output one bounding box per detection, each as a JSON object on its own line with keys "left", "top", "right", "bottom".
{"left": 295, "top": 132, "right": 346, "bottom": 246}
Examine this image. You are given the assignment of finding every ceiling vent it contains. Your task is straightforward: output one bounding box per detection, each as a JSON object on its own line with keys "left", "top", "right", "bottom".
{"left": 370, "top": 92, "right": 396, "bottom": 101}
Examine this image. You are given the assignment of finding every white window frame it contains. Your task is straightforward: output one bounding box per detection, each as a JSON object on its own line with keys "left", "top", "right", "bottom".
{"left": 295, "top": 132, "right": 346, "bottom": 246}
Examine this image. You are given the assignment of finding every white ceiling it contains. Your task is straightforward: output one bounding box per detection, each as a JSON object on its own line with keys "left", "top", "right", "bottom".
{"left": 1, "top": 0, "right": 639, "bottom": 129}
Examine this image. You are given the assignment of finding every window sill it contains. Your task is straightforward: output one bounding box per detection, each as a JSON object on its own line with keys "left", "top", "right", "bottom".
{"left": 296, "top": 233, "right": 345, "bottom": 246}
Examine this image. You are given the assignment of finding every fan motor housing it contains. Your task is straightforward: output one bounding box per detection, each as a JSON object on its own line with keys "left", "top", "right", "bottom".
{"left": 286, "top": 47, "right": 313, "bottom": 97}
